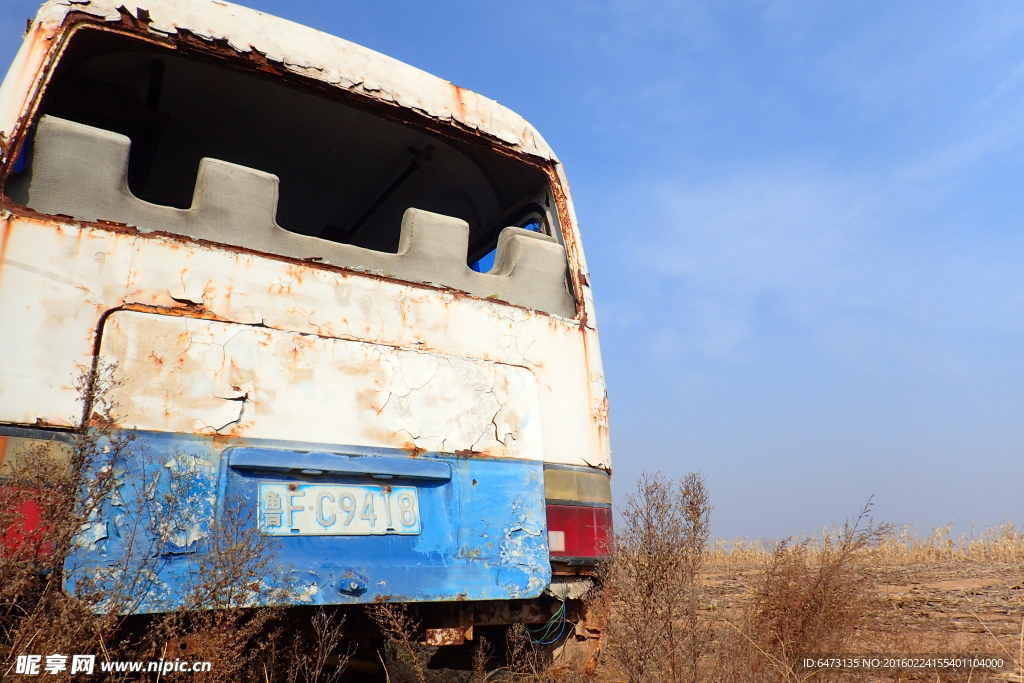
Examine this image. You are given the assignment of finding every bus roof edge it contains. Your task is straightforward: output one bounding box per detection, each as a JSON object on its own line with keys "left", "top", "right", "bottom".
{"left": 29, "top": 0, "right": 558, "bottom": 163}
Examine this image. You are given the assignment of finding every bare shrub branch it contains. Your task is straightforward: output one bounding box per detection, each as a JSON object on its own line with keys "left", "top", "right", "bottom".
{"left": 370, "top": 603, "right": 428, "bottom": 683}
{"left": 597, "top": 471, "right": 712, "bottom": 683}
{"left": 1, "top": 361, "right": 345, "bottom": 682}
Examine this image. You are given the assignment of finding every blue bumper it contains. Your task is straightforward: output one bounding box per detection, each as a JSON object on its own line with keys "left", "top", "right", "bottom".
{"left": 63, "top": 431, "right": 551, "bottom": 613}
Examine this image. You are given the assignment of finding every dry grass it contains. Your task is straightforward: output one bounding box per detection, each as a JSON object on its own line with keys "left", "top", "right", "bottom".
{"left": 0, "top": 362, "right": 351, "bottom": 681}
{"left": 590, "top": 476, "right": 1022, "bottom": 683}
{"left": 370, "top": 603, "right": 432, "bottom": 683}
{"left": 707, "top": 521, "right": 1024, "bottom": 566}
{"left": 595, "top": 472, "right": 712, "bottom": 683}
{"left": 708, "top": 503, "right": 902, "bottom": 682}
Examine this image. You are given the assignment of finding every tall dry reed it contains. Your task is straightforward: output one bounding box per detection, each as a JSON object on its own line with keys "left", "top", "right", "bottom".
{"left": 706, "top": 521, "right": 1024, "bottom": 566}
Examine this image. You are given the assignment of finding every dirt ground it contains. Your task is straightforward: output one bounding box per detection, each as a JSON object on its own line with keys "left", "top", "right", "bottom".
{"left": 872, "top": 562, "right": 1023, "bottom": 648}
{"left": 702, "top": 561, "right": 1023, "bottom": 667}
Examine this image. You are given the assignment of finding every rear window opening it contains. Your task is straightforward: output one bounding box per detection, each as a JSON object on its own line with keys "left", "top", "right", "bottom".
{"left": 471, "top": 212, "right": 544, "bottom": 272}
{"left": 5, "top": 27, "right": 563, "bottom": 267}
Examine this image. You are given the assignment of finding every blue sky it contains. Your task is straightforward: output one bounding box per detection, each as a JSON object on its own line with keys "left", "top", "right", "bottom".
{"left": 3, "top": 1, "right": 1022, "bottom": 540}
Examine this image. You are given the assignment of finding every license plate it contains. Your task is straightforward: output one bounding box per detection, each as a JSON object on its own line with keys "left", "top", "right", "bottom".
{"left": 258, "top": 483, "right": 421, "bottom": 536}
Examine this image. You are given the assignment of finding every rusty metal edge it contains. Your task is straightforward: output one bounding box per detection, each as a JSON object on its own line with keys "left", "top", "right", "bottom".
{"left": 0, "top": 13, "right": 590, "bottom": 321}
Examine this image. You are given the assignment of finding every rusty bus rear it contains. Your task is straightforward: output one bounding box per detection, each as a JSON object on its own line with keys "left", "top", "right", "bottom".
{"left": 0, "top": 0, "right": 611, "bottom": 662}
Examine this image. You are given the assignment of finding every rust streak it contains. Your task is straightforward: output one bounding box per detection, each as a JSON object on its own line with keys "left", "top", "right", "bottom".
{"left": 121, "top": 301, "right": 232, "bottom": 323}
{"left": 0, "top": 219, "right": 11, "bottom": 291}
{"left": 540, "top": 164, "right": 587, "bottom": 321}
{"left": 447, "top": 82, "right": 469, "bottom": 122}
{"left": 0, "top": 200, "right": 567, "bottom": 320}
{"left": 424, "top": 627, "right": 464, "bottom": 647}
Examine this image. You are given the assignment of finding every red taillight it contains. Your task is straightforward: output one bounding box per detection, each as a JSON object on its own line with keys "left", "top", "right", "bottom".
{"left": 0, "top": 435, "right": 71, "bottom": 558}
{"left": 546, "top": 504, "right": 613, "bottom": 560}
{"left": 1, "top": 487, "right": 55, "bottom": 557}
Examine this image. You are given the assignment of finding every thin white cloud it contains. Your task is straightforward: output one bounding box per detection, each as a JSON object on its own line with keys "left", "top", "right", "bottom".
{"left": 607, "top": 156, "right": 1024, "bottom": 369}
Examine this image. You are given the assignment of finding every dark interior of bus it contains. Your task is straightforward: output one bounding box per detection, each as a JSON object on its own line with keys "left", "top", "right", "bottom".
{"left": 5, "top": 28, "right": 559, "bottom": 267}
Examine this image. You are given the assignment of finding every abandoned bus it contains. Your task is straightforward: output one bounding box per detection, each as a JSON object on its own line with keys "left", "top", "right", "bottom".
{"left": 0, "top": 0, "right": 611, "bottom": 661}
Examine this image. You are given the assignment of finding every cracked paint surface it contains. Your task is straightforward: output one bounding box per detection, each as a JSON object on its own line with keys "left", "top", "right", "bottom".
{"left": 0, "top": 213, "right": 609, "bottom": 469}
{"left": 100, "top": 310, "right": 543, "bottom": 458}
{"left": 64, "top": 432, "right": 221, "bottom": 612}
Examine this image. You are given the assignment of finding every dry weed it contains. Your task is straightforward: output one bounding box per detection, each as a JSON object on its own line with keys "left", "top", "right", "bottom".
{"left": 370, "top": 603, "right": 430, "bottom": 683}
{"left": 470, "top": 635, "right": 491, "bottom": 683}
{"left": 285, "top": 610, "right": 351, "bottom": 683}
{"left": 0, "top": 361, "right": 351, "bottom": 682}
{"left": 505, "top": 622, "right": 586, "bottom": 683}
{"left": 595, "top": 471, "right": 712, "bottom": 683}
{"left": 712, "top": 500, "right": 894, "bottom": 682}
{"left": 747, "top": 501, "right": 889, "bottom": 660}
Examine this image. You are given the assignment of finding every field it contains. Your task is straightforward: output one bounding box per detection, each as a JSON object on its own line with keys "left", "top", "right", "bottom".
{"left": 705, "top": 522, "right": 1024, "bottom": 649}
{"left": 706, "top": 557, "right": 1023, "bottom": 651}
{"left": 700, "top": 528, "right": 1024, "bottom": 681}
{"left": 367, "top": 512, "right": 1024, "bottom": 683}
{"left": 583, "top": 476, "right": 1024, "bottom": 683}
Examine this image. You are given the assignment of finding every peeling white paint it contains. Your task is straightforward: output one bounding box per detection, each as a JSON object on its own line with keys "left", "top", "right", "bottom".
{"left": 100, "top": 309, "right": 545, "bottom": 458}
{"left": 0, "top": 213, "right": 611, "bottom": 468}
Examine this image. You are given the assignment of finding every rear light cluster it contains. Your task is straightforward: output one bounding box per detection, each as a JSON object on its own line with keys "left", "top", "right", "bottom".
{"left": 544, "top": 465, "right": 612, "bottom": 563}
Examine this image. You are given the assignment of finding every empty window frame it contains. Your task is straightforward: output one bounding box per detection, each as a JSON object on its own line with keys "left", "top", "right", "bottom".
{"left": 4, "top": 27, "right": 567, "bottom": 275}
